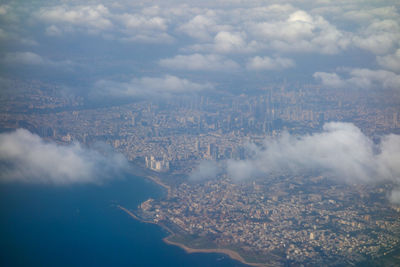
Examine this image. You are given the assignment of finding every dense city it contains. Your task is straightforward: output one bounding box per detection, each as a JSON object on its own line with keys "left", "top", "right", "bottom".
{"left": 139, "top": 175, "right": 400, "bottom": 266}
{"left": 1, "top": 1, "right": 400, "bottom": 266}
{"left": 1, "top": 79, "right": 400, "bottom": 266}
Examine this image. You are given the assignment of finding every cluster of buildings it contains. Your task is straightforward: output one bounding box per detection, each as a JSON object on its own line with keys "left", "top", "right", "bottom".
{"left": 145, "top": 156, "right": 170, "bottom": 172}
{"left": 2, "top": 82, "right": 399, "bottom": 175}
{"left": 2, "top": 80, "right": 400, "bottom": 265}
{"left": 138, "top": 175, "right": 400, "bottom": 265}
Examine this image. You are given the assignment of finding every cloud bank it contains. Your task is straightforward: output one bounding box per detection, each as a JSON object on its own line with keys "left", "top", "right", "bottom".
{"left": 314, "top": 68, "right": 400, "bottom": 90}
{"left": 36, "top": 4, "right": 113, "bottom": 32}
{"left": 0, "top": 129, "right": 128, "bottom": 185}
{"left": 377, "top": 49, "right": 400, "bottom": 72}
{"left": 2, "top": 1, "right": 400, "bottom": 92}
{"left": 224, "top": 122, "right": 400, "bottom": 202}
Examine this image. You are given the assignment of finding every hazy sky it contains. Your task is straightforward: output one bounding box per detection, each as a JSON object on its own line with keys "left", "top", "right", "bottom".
{"left": 1, "top": 0, "right": 399, "bottom": 98}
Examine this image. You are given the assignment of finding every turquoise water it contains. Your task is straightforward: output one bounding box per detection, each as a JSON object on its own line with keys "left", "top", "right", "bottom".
{"left": 0, "top": 174, "right": 246, "bottom": 266}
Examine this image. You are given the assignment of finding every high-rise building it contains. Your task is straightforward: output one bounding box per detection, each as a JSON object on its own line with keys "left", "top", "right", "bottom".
{"left": 309, "top": 232, "right": 315, "bottom": 240}
{"left": 145, "top": 156, "right": 169, "bottom": 172}
{"left": 195, "top": 140, "right": 200, "bottom": 152}
{"left": 207, "top": 143, "right": 214, "bottom": 158}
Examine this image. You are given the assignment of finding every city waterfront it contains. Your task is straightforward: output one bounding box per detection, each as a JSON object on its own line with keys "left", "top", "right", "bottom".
{"left": 1, "top": 0, "right": 400, "bottom": 265}
{"left": 0, "top": 173, "right": 246, "bottom": 267}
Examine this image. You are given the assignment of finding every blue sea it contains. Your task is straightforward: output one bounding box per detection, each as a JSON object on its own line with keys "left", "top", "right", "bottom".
{"left": 0, "top": 174, "right": 246, "bottom": 267}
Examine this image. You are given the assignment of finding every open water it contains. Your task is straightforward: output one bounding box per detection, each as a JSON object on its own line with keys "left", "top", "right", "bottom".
{"left": 0, "top": 173, "right": 246, "bottom": 267}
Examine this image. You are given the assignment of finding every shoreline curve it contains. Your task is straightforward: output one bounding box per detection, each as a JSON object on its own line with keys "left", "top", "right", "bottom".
{"left": 163, "top": 235, "right": 266, "bottom": 267}
{"left": 117, "top": 205, "right": 267, "bottom": 267}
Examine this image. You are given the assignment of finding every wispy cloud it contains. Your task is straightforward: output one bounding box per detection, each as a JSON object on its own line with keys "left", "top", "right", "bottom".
{"left": 35, "top": 4, "right": 113, "bottom": 32}
{"left": 93, "top": 75, "right": 213, "bottom": 98}
{"left": 159, "top": 53, "right": 239, "bottom": 71}
{"left": 227, "top": 122, "right": 394, "bottom": 181}
{"left": 3, "top": 51, "right": 73, "bottom": 67}
{"left": 191, "top": 122, "right": 400, "bottom": 203}
{"left": 314, "top": 68, "right": 400, "bottom": 90}
{"left": 246, "top": 56, "right": 295, "bottom": 71}
{"left": 189, "top": 160, "right": 220, "bottom": 181}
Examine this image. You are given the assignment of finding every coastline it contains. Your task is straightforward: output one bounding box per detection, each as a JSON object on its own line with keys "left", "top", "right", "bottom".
{"left": 163, "top": 235, "right": 267, "bottom": 267}
{"left": 143, "top": 174, "right": 171, "bottom": 198}
{"left": 117, "top": 205, "right": 157, "bottom": 225}
{"left": 122, "top": 165, "right": 269, "bottom": 267}
{"left": 118, "top": 204, "right": 268, "bottom": 267}
{"left": 127, "top": 163, "right": 171, "bottom": 198}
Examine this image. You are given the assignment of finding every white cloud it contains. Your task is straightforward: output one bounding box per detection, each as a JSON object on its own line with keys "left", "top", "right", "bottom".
{"left": 314, "top": 68, "right": 400, "bottom": 90}
{"left": 313, "top": 72, "right": 345, "bottom": 88}
{"left": 177, "top": 10, "right": 234, "bottom": 41}
{"left": 239, "top": 4, "right": 295, "bottom": 21}
{"left": 178, "top": 13, "right": 220, "bottom": 41}
{"left": 116, "top": 12, "right": 174, "bottom": 43}
{"left": 4, "top": 51, "right": 46, "bottom": 65}
{"left": 24, "top": 1, "right": 400, "bottom": 60}
{"left": 225, "top": 122, "right": 400, "bottom": 202}
{"left": 377, "top": 49, "right": 400, "bottom": 73}
{"left": 348, "top": 68, "right": 400, "bottom": 89}
{"left": 246, "top": 56, "right": 295, "bottom": 70}
{"left": 159, "top": 53, "right": 239, "bottom": 71}
{"left": 288, "top": 10, "right": 313, "bottom": 23}
{"left": 214, "top": 31, "right": 248, "bottom": 53}
{"left": 342, "top": 6, "right": 399, "bottom": 24}
{"left": 227, "top": 123, "right": 374, "bottom": 181}
{"left": 3, "top": 51, "right": 73, "bottom": 67}
{"left": 186, "top": 30, "right": 258, "bottom": 54}
{"left": 0, "top": 129, "right": 128, "bottom": 185}
{"left": 118, "top": 13, "right": 167, "bottom": 31}
{"left": 35, "top": 4, "right": 174, "bottom": 43}
{"left": 3, "top": 1, "right": 400, "bottom": 86}
{"left": 352, "top": 20, "right": 400, "bottom": 55}
{"left": 36, "top": 4, "right": 113, "bottom": 32}
{"left": 189, "top": 160, "right": 220, "bottom": 181}
{"left": 249, "top": 9, "right": 350, "bottom": 54}
{"left": 94, "top": 75, "right": 213, "bottom": 98}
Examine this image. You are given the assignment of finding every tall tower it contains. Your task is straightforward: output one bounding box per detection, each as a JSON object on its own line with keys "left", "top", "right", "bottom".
{"left": 207, "top": 143, "right": 214, "bottom": 157}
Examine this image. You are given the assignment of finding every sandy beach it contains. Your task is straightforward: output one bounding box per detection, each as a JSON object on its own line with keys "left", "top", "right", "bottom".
{"left": 163, "top": 236, "right": 268, "bottom": 267}
{"left": 118, "top": 169, "right": 271, "bottom": 267}
{"left": 144, "top": 175, "right": 171, "bottom": 197}
{"left": 118, "top": 205, "right": 267, "bottom": 267}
